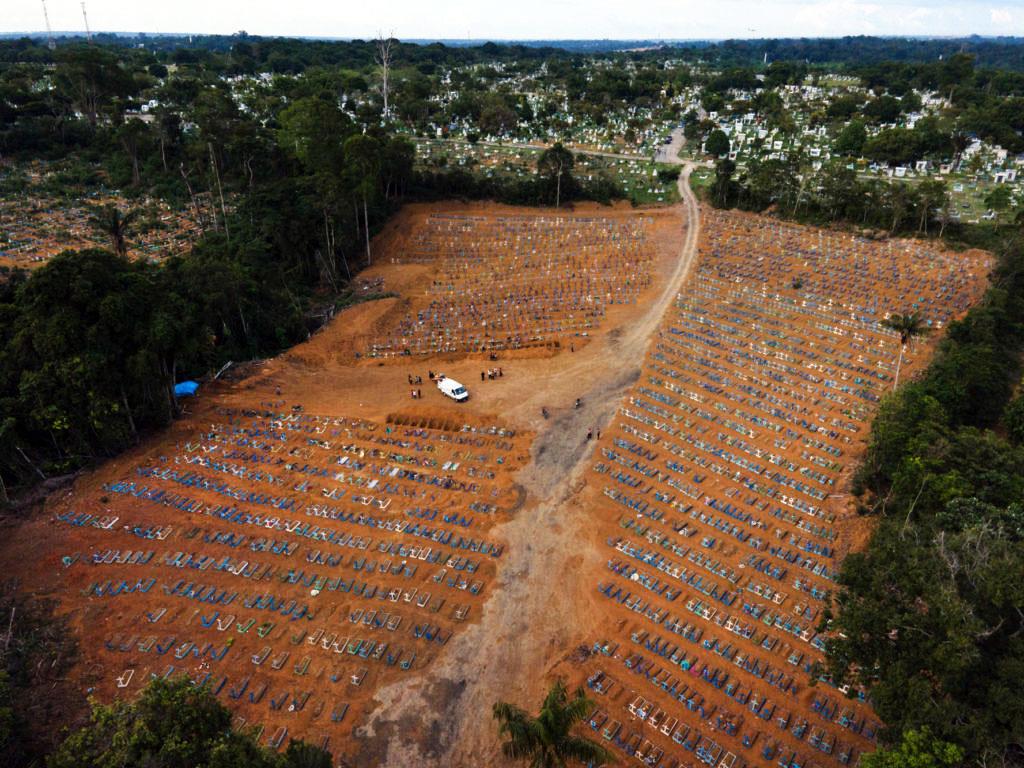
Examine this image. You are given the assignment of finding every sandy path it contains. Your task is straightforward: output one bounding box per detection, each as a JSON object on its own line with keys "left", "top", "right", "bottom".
{"left": 353, "top": 167, "right": 701, "bottom": 767}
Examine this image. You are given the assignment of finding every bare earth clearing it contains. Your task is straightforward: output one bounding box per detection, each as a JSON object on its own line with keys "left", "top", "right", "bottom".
{"left": 355, "top": 168, "right": 702, "bottom": 767}
{"left": 0, "top": 164, "right": 992, "bottom": 768}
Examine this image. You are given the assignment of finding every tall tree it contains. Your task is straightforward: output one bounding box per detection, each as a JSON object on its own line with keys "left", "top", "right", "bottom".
{"left": 54, "top": 46, "right": 134, "bottom": 127}
{"left": 375, "top": 34, "right": 395, "bottom": 120}
{"left": 834, "top": 120, "right": 867, "bottom": 156}
{"left": 711, "top": 158, "right": 736, "bottom": 209}
{"left": 704, "top": 129, "right": 730, "bottom": 158}
{"left": 538, "top": 142, "right": 574, "bottom": 208}
{"left": 116, "top": 118, "right": 150, "bottom": 187}
{"left": 917, "top": 179, "right": 948, "bottom": 235}
{"left": 343, "top": 133, "right": 383, "bottom": 264}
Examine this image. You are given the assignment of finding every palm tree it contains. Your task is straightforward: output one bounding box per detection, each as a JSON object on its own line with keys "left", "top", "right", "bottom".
{"left": 883, "top": 311, "right": 930, "bottom": 388}
{"left": 88, "top": 204, "right": 137, "bottom": 259}
{"left": 493, "top": 679, "right": 614, "bottom": 768}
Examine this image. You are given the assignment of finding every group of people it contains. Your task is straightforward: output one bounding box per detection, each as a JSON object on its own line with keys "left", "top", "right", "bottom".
{"left": 408, "top": 368, "right": 506, "bottom": 398}
{"left": 407, "top": 373, "right": 425, "bottom": 399}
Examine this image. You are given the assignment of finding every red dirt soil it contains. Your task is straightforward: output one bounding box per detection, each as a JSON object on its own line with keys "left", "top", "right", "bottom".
{"left": 0, "top": 193, "right": 991, "bottom": 768}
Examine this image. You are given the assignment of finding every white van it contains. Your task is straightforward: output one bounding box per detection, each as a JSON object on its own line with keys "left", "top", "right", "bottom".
{"left": 436, "top": 376, "right": 469, "bottom": 402}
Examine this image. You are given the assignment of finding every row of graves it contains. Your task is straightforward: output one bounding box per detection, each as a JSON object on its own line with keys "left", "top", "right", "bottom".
{"left": 0, "top": 191, "right": 212, "bottom": 271}
{"left": 366, "top": 212, "right": 657, "bottom": 358}
{"left": 573, "top": 209, "right": 991, "bottom": 768}
{"left": 411, "top": 139, "right": 678, "bottom": 203}
{"left": 50, "top": 405, "right": 530, "bottom": 755}
{"left": 423, "top": 74, "right": 676, "bottom": 159}
{"left": 696, "top": 89, "right": 1022, "bottom": 223}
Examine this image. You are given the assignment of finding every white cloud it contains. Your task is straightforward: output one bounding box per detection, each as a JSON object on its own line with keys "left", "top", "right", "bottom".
{"left": 991, "top": 8, "right": 1014, "bottom": 26}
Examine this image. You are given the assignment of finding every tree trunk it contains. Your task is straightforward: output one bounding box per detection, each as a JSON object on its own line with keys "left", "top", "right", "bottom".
{"left": 555, "top": 168, "right": 562, "bottom": 208}
{"left": 209, "top": 143, "right": 230, "bottom": 243}
{"left": 168, "top": 360, "right": 179, "bottom": 420}
{"left": 180, "top": 164, "right": 205, "bottom": 234}
{"left": 237, "top": 302, "right": 250, "bottom": 342}
{"left": 363, "top": 196, "right": 371, "bottom": 265}
{"left": 15, "top": 446, "right": 46, "bottom": 481}
{"left": 120, "top": 386, "right": 139, "bottom": 444}
{"left": 322, "top": 212, "right": 341, "bottom": 290}
{"left": 791, "top": 176, "right": 807, "bottom": 218}
{"left": 332, "top": 219, "right": 351, "bottom": 281}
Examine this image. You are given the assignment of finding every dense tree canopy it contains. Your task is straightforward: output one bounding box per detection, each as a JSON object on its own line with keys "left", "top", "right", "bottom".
{"left": 49, "top": 676, "right": 331, "bottom": 768}
{"left": 827, "top": 235, "right": 1024, "bottom": 766}
{"left": 1, "top": 30, "right": 1024, "bottom": 768}
{"left": 0, "top": 40, "right": 424, "bottom": 493}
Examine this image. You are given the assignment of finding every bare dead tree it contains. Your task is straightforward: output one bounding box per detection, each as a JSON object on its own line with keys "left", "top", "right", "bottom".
{"left": 209, "top": 142, "right": 230, "bottom": 243}
{"left": 2, "top": 606, "right": 14, "bottom": 656}
{"left": 375, "top": 32, "right": 395, "bottom": 120}
{"left": 179, "top": 162, "right": 206, "bottom": 234}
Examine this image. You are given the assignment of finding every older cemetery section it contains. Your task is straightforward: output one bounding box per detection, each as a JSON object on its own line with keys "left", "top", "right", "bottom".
{"left": 0, "top": 163, "right": 216, "bottom": 271}
{"left": 413, "top": 140, "right": 680, "bottom": 204}
{"left": 559, "top": 209, "right": 991, "bottom": 768}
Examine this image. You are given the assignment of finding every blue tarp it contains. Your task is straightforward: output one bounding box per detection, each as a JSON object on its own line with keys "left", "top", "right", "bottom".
{"left": 174, "top": 381, "right": 200, "bottom": 398}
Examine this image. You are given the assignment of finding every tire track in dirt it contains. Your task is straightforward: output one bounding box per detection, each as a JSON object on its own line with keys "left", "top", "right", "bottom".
{"left": 354, "top": 165, "right": 701, "bottom": 768}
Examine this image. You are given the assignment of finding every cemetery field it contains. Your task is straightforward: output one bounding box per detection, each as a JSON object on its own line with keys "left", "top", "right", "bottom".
{"left": 0, "top": 186, "right": 214, "bottom": 272}
{"left": 545, "top": 209, "right": 991, "bottom": 768}
{"left": 946, "top": 177, "right": 1018, "bottom": 224}
{"left": 0, "top": 184, "right": 994, "bottom": 767}
{"left": 413, "top": 138, "right": 680, "bottom": 204}
{"left": 0, "top": 197, "right": 685, "bottom": 765}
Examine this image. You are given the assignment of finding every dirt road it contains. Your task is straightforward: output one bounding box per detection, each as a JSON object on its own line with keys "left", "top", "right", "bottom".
{"left": 353, "top": 168, "right": 701, "bottom": 767}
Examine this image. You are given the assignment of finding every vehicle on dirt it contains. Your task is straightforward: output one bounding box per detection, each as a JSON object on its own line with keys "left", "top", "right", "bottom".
{"left": 437, "top": 376, "right": 469, "bottom": 401}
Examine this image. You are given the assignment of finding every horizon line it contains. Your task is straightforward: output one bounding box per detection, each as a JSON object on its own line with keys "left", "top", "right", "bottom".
{"left": 2, "top": 31, "right": 1021, "bottom": 42}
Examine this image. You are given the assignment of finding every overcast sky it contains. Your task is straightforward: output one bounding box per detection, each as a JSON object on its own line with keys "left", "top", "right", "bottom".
{"left": 8, "top": 0, "right": 1024, "bottom": 40}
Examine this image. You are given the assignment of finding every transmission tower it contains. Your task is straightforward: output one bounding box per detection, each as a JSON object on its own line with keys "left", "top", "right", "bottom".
{"left": 41, "top": 0, "right": 55, "bottom": 50}
{"left": 81, "top": 2, "right": 92, "bottom": 42}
